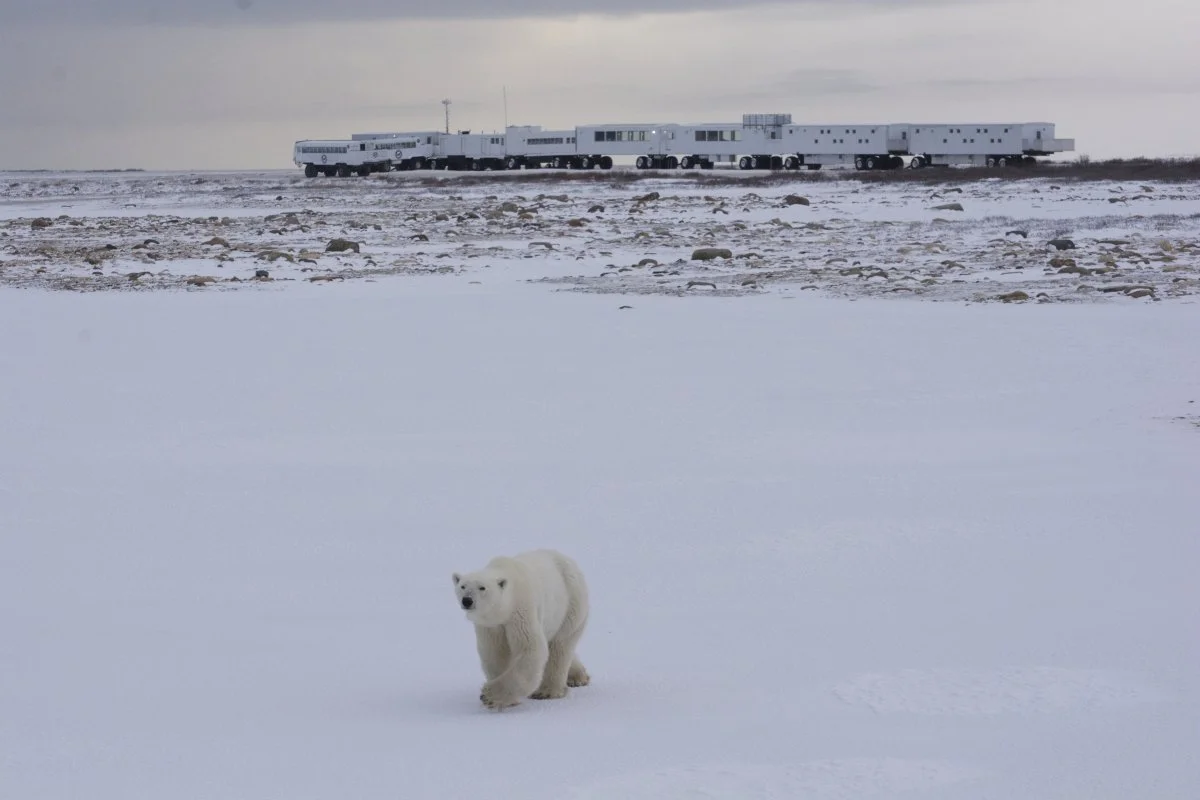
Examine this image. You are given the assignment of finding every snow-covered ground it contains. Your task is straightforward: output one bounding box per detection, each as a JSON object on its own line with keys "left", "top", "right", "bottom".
{"left": 2, "top": 169, "right": 1199, "bottom": 800}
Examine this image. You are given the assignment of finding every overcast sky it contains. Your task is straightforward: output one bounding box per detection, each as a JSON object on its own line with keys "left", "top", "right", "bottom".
{"left": 1, "top": 0, "right": 1197, "bottom": 171}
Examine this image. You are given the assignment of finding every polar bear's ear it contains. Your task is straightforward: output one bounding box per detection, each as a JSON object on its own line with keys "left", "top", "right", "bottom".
{"left": 452, "top": 573, "right": 461, "bottom": 585}
{"left": 497, "top": 578, "right": 507, "bottom": 589}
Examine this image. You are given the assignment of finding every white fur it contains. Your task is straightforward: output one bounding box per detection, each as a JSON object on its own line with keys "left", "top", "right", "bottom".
{"left": 452, "top": 549, "right": 591, "bottom": 710}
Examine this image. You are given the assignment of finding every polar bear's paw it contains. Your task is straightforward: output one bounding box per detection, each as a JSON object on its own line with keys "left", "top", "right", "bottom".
{"left": 568, "top": 660, "right": 591, "bottom": 688}
{"left": 479, "top": 681, "right": 523, "bottom": 711}
{"left": 531, "top": 686, "right": 569, "bottom": 700}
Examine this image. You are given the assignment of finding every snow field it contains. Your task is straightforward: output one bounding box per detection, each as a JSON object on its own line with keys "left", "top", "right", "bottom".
{"left": 1, "top": 171, "right": 1199, "bottom": 799}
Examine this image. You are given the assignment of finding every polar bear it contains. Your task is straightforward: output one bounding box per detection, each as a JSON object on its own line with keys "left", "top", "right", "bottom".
{"left": 452, "top": 548, "right": 591, "bottom": 710}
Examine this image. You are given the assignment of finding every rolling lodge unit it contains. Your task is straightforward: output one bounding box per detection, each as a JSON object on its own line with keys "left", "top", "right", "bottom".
{"left": 293, "top": 112, "right": 1075, "bottom": 177}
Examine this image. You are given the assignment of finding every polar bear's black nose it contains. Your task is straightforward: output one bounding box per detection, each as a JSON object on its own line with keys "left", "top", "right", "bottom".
{"left": 461, "top": 597, "right": 474, "bottom": 609}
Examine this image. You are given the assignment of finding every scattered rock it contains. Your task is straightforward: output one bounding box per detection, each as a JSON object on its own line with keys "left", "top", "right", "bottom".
{"left": 691, "top": 247, "right": 732, "bottom": 261}
{"left": 998, "top": 291, "right": 1031, "bottom": 303}
{"left": 1048, "top": 239, "right": 1076, "bottom": 251}
{"left": 326, "top": 238, "right": 360, "bottom": 253}
{"left": 931, "top": 203, "right": 964, "bottom": 212}
{"left": 783, "top": 194, "right": 811, "bottom": 206}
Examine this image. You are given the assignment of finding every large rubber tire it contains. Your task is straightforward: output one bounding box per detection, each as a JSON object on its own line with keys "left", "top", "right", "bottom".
{"left": 304, "top": 164, "right": 318, "bottom": 178}
{"left": 600, "top": 156, "right": 613, "bottom": 169}
{"left": 738, "top": 156, "right": 752, "bottom": 170}
{"left": 666, "top": 156, "right": 678, "bottom": 169}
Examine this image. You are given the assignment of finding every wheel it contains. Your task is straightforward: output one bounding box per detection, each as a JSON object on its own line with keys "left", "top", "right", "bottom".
{"left": 336, "top": 165, "right": 351, "bottom": 177}
{"left": 680, "top": 156, "right": 692, "bottom": 169}
{"left": 304, "top": 164, "right": 318, "bottom": 178}
{"left": 996, "top": 157, "right": 1008, "bottom": 167}
{"left": 865, "top": 156, "right": 877, "bottom": 170}
{"left": 579, "top": 156, "right": 591, "bottom": 169}
{"left": 770, "top": 156, "right": 783, "bottom": 170}
{"left": 635, "top": 156, "right": 647, "bottom": 169}
{"left": 738, "top": 156, "right": 753, "bottom": 170}
{"left": 909, "top": 156, "right": 924, "bottom": 170}
{"left": 854, "top": 157, "right": 864, "bottom": 170}
{"left": 505, "top": 157, "right": 519, "bottom": 170}
{"left": 986, "top": 157, "right": 996, "bottom": 168}
{"left": 666, "top": 156, "right": 678, "bottom": 169}
{"left": 600, "top": 156, "right": 613, "bottom": 169}
{"left": 357, "top": 165, "right": 371, "bottom": 177}
{"left": 784, "top": 156, "right": 799, "bottom": 170}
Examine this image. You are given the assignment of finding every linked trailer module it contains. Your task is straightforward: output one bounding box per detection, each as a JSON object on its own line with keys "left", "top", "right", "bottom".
{"left": 292, "top": 113, "right": 1075, "bottom": 176}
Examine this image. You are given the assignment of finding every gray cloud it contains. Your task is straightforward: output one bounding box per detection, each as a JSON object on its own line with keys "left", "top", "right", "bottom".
{"left": 1, "top": 0, "right": 959, "bottom": 27}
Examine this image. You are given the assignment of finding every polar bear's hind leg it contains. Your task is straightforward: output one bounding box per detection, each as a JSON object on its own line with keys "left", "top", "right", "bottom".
{"left": 532, "top": 628, "right": 583, "bottom": 700}
{"left": 567, "top": 656, "right": 590, "bottom": 688}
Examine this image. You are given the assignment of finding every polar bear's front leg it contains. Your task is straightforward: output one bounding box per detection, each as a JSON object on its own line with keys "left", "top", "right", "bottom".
{"left": 474, "top": 626, "right": 510, "bottom": 681}
{"left": 479, "top": 624, "right": 548, "bottom": 710}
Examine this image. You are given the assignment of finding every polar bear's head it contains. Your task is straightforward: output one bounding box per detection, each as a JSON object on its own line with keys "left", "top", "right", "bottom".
{"left": 451, "top": 570, "right": 512, "bottom": 626}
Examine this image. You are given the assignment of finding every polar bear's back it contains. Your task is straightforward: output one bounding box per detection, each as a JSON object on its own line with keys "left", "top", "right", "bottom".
{"left": 494, "top": 549, "right": 588, "bottom": 640}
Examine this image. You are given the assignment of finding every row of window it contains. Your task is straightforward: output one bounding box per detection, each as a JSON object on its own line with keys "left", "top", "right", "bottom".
{"left": 527, "top": 137, "right": 576, "bottom": 145}
{"left": 298, "top": 145, "right": 348, "bottom": 154}
{"left": 594, "top": 130, "right": 652, "bottom": 142}
{"left": 372, "top": 140, "right": 418, "bottom": 150}
{"left": 693, "top": 130, "right": 743, "bottom": 142}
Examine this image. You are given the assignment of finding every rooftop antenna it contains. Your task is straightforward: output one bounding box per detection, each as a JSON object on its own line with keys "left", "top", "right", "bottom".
{"left": 442, "top": 98, "right": 451, "bottom": 134}
{"left": 503, "top": 86, "right": 509, "bottom": 130}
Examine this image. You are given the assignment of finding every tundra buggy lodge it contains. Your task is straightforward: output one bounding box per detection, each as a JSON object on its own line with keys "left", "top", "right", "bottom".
{"left": 292, "top": 113, "right": 1075, "bottom": 177}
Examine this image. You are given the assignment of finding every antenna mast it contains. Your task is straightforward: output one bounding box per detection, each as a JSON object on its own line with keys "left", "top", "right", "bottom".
{"left": 442, "top": 98, "right": 451, "bottom": 134}
{"left": 503, "top": 86, "right": 508, "bottom": 130}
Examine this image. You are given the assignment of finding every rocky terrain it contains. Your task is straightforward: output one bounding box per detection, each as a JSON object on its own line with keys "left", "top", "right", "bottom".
{"left": 3, "top": 168, "right": 1198, "bottom": 304}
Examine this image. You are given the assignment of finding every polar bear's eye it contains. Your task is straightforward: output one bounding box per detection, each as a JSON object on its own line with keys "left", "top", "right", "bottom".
{"left": 478, "top": 586, "right": 486, "bottom": 591}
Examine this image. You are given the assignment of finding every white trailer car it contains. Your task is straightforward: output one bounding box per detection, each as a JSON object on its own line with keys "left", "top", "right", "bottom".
{"left": 663, "top": 123, "right": 772, "bottom": 170}
{"left": 778, "top": 124, "right": 893, "bottom": 170}
{"left": 577, "top": 124, "right": 668, "bottom": 169}
{"left": 1022, "top": 123, "right": 1075, "bottom": 156}
{"left": 293, "top": 139, "right": 401, "bottom": 177}
{"left": 887, "top": 123, "right": 1029, "bottom": 168}
{"left": 502, "top": 126, "right": 586, "bottom": 169}
{"left": 425, "top": 132, "right": 509, "bottom": 170}
{"left": 348, "top": 131, "right": 439, "bottom": 170}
